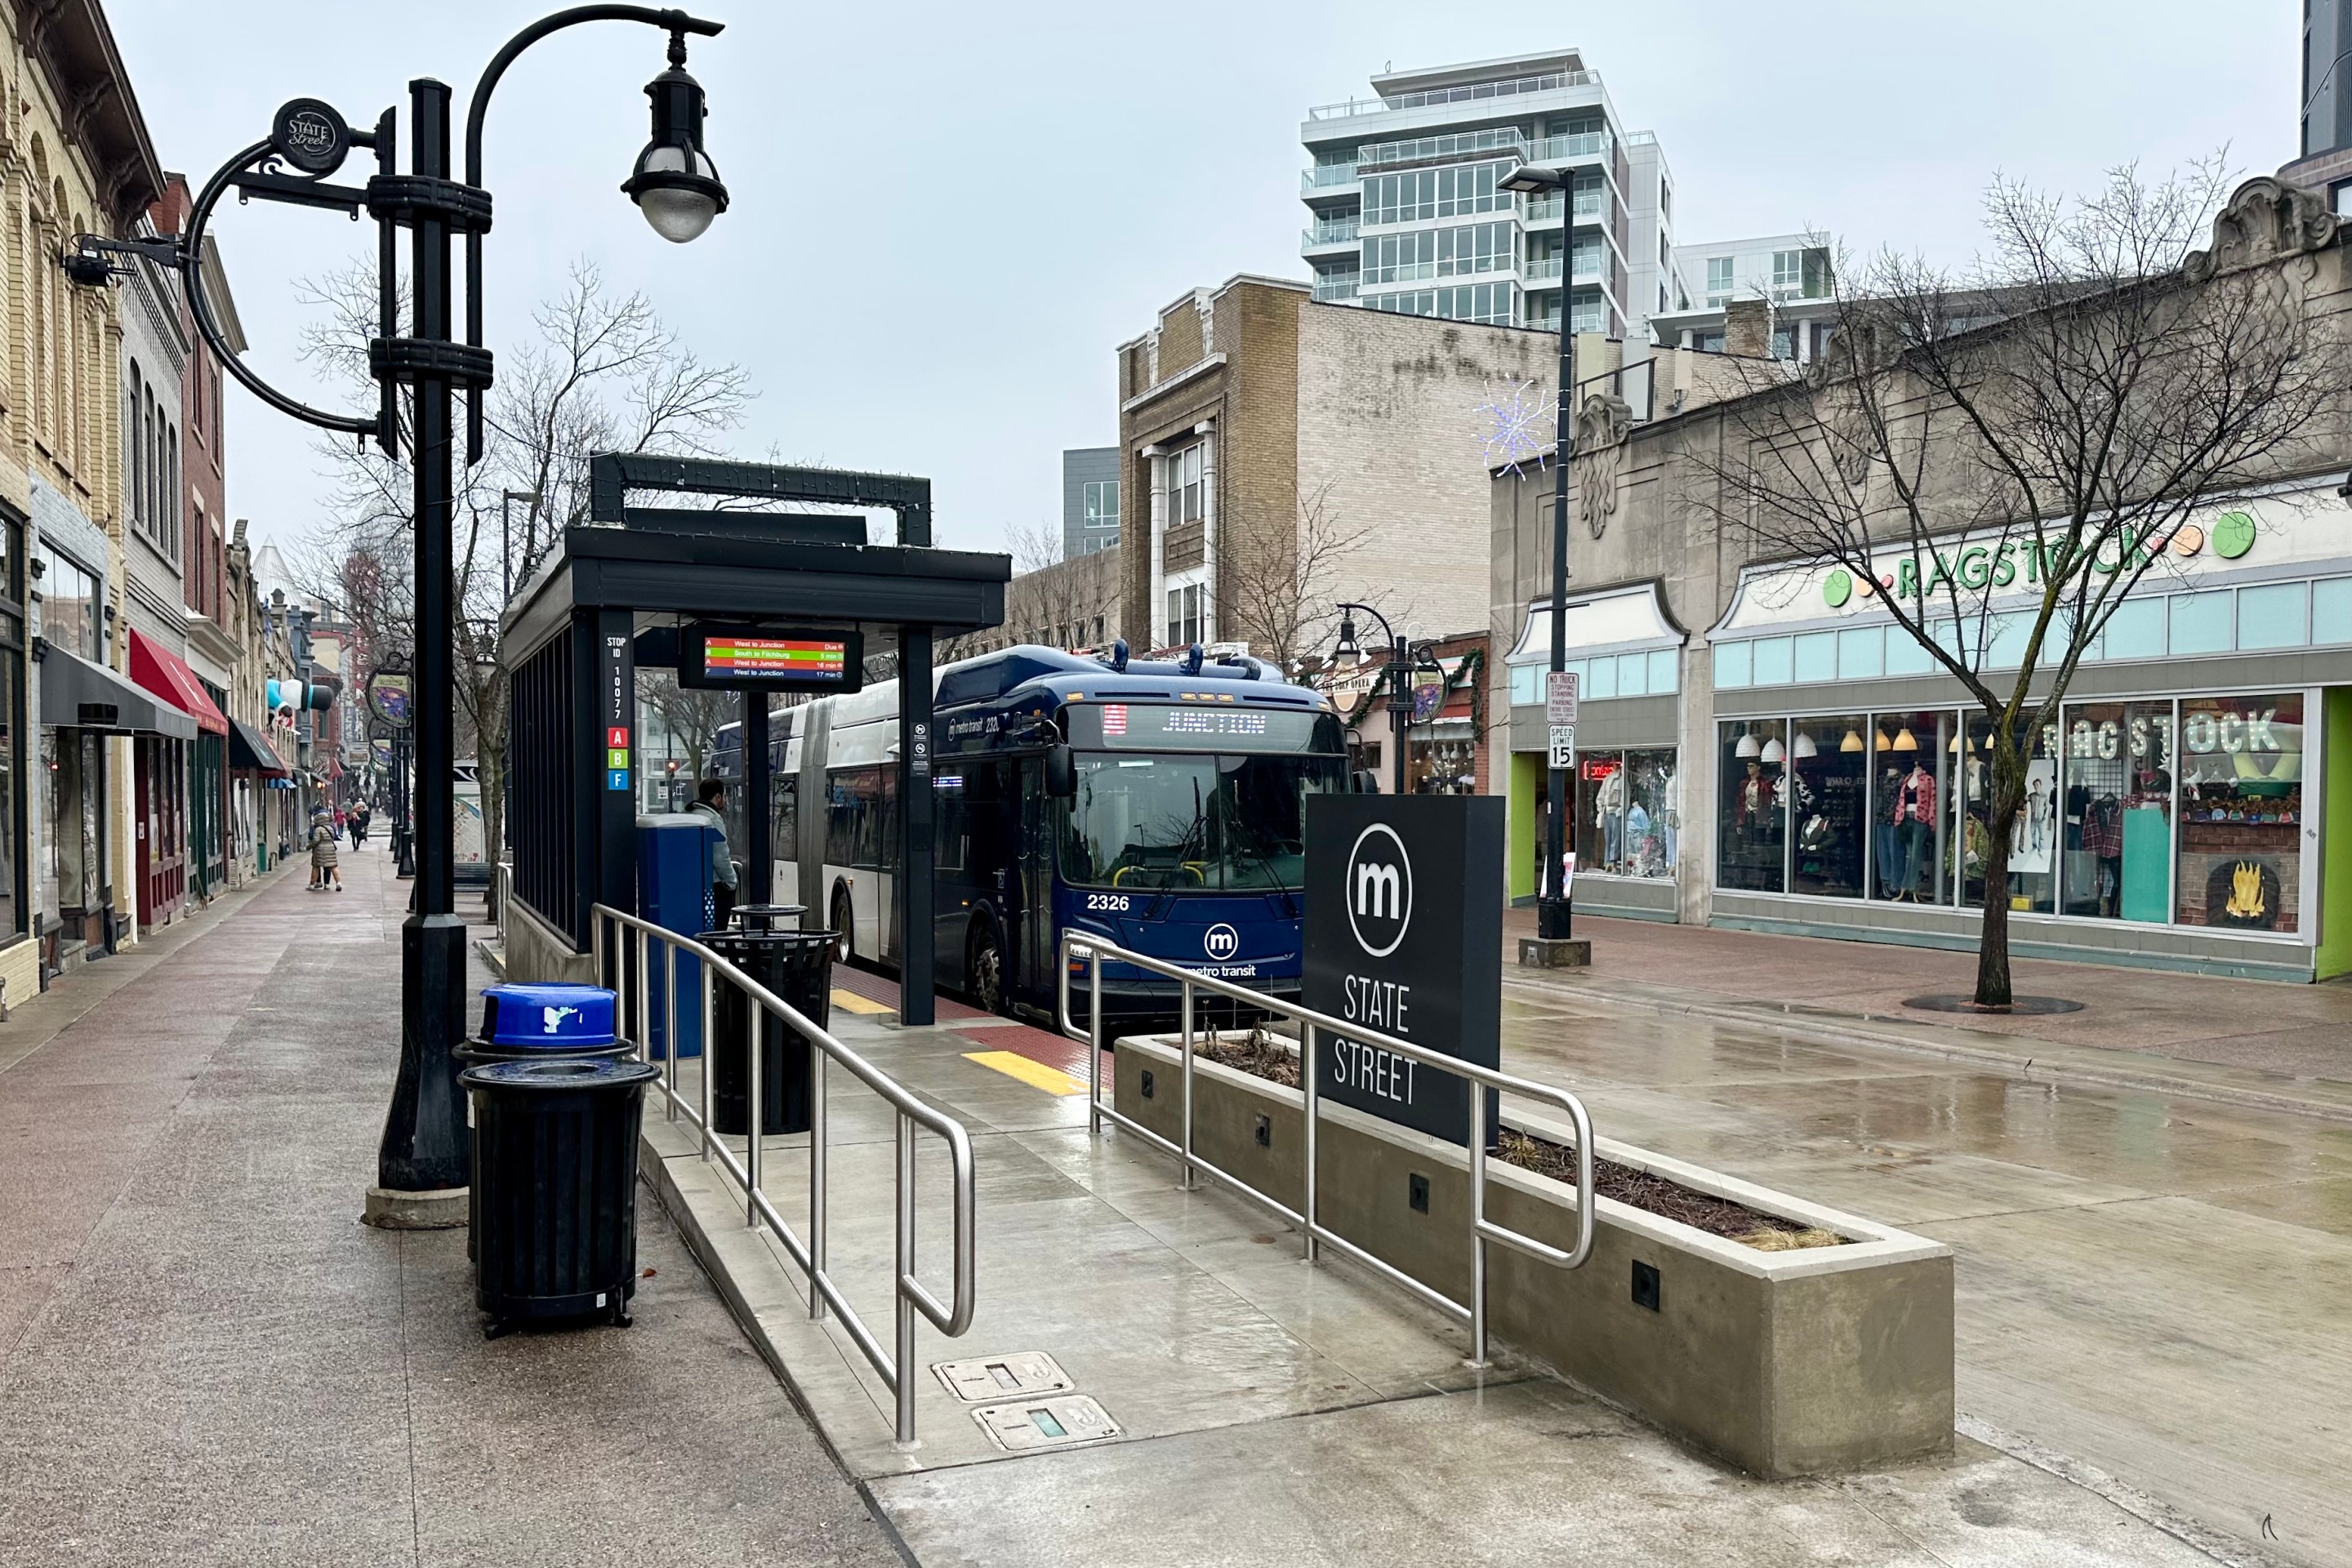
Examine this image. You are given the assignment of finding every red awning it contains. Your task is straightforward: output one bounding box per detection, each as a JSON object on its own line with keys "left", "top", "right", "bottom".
{"left": 128, "top": 629, "right": 229, "bottom": 737}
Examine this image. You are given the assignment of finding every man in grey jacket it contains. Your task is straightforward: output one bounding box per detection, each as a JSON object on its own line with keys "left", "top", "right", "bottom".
{"left": 690, "top": 777, "right": 738, "bottom": 928}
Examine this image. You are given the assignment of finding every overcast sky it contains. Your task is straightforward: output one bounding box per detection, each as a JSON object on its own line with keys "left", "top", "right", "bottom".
{"left": 111, "top": 1, "right": 2297, "bottom": 563}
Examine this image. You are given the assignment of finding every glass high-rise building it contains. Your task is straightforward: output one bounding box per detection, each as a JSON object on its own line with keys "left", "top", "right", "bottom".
{"left": 1299, "top": 51, "right": 1677, "bottom": 341}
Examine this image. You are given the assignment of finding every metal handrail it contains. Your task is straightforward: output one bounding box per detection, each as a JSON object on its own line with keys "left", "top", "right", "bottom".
{"left": 1056, "top": 932, "right": 1593, "bottom": 1365}
{"left": 591, "top": 903, "right": 976, "bottom": 1446}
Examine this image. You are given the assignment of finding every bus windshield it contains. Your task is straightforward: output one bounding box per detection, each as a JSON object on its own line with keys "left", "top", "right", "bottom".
{"left": 1061, "top": 751, "right": 1348, "bottom": 893}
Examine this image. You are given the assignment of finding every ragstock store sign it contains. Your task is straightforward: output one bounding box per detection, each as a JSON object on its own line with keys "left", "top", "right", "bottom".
{"left": 1303, "top": 795, "right": 1502, "bottom": 1147}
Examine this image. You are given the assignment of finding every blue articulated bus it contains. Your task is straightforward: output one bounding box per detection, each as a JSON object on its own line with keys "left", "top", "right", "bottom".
{"left": 711, "top": 643, "right": 1348, "bottom": 1025}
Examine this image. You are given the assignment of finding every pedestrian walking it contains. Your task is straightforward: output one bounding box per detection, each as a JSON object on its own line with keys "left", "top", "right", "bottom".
{"left": 310, "top": 813, "right": 342, "bottom": 892}
{"left": 350, "top": 803, "right": 371, "bottom": 851}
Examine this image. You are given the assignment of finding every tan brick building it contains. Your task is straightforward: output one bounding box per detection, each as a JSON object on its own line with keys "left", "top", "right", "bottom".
{"left": 1114, "top": 276, "right": 1559, "bottom": 736}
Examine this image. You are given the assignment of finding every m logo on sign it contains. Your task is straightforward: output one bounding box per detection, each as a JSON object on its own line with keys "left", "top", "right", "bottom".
{"left": 1204, "top": 923, "right": 1240, "bottom": 960}
{"left": 1346, "top": 823, "right": 1413, "bottom": 957}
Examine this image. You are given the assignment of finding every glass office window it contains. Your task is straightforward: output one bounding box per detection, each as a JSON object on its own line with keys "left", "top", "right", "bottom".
{"left": 1717, "top": 720, "right": 1787, "bottom": 893}
{"left": 1510, "top": 664, "right": 1539, "bottom": 704}
{"left": 2103, "top": 599, "right": 2165, "bottom": 661}
{"left": 1883, "top": 630, "right": 1935, "bottom": 677}
{"left": 1713, "top": 640, "right": 1753, "bottom": 688}
{"left": 1837, "top": 626, "right": 1883, "bottom": 679}
{"left": 2313, "top": 578, "right": 2352, "bottom": 641}
{"left": 1584, "top": 655, "right": 1617, "bottom": 700}
{"left": 2234, "top": 583, "right": 2308, "bottom": 651}
{"left": 1647, "top": 648, "right": 1679, "bottom": 693}
{"left": 2176, "top": 693, "right": 2301, "bottom": 933}
{"left": 1788, "top": 715, "right": 1867, "bottom": 898}
{"left": 1613, "top": 650, "right": 1647, "bottom": 697}
{"left": 1871, "top": 712, "right": 1951, "bottom": 904}
{"left": 2061, "top": 702, "right": 2173, "bottom": 921}
{"left": 1793, "top": 631, "right": 1837, "bottom": 684}
{"left": 1752, "top": 636, "right": 1794, "bottom": 686}
{"left": 2169, "top": 590, "right": 2234, "bottom": 655}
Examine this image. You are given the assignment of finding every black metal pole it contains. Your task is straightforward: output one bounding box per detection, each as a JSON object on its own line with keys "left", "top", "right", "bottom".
{"left": 743, "top": 693, "right": 770, "bottom": 904}
{"left": 898, "top": 628, "right": 935, "bottom": 1026}
{"left": 377, "top": 78, "right": 468, "bottom": 1196}
{"left": 1389, "top": 635, "right": 1408, "bottom": 796}
{"left": 1537, "top": 307, "right": 1578, "bottom": 941}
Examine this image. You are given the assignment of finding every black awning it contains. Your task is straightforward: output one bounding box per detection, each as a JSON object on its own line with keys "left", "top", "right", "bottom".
{"left": 229, "top": 718, "right": 290, "bottom": 777}
{"left": 38, "top": 647, "right": 198, "bottom": 739}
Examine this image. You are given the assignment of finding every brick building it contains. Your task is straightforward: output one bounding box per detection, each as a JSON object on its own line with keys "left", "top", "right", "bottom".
{"left": 1114, "top": 274, "right": 1554, "bottom": 786}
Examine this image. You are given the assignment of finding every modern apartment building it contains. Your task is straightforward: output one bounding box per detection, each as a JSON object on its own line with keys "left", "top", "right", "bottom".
{"left": 1298, "top": 50, "right": 1675, "bottom": 343}
{"left": 1653, "top": 234, "right": 1836, "bottom": 362}
{"left": 1061, "top": 446, "right": 1120, "bottom": 559}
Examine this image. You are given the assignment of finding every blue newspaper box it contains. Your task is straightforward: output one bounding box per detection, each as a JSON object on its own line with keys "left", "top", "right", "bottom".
{"left": 636, "top": 813, "right": 720, "bottom": 1058}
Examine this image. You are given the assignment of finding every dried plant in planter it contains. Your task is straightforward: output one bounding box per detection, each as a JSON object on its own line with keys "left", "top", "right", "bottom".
{"left": 1496, "top": 1131, "right": 1845, "bottom": 1251}
{"left": 1192, "top": 1027, "right": 1302, "bottom": 1088}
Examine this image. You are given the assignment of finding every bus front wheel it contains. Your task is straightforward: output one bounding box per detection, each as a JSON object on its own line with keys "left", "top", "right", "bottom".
{"left": 965, "top": 920, "right": 1004, "bottom": 1015}
{"left": 831, "top": 887, "right": 853, "bottom": 965}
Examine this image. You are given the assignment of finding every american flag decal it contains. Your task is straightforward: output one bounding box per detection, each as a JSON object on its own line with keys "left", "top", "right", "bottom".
{"left": 1103, "top": 704, "right": 1129, "bottom": 736}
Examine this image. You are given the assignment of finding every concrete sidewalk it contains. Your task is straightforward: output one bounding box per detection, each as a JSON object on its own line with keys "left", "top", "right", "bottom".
{"left": 1506, "top": 910, "right": 2352, "bottom": 1119}
{"left": 0, "top": 839, "right": 899, "bottom": 1567}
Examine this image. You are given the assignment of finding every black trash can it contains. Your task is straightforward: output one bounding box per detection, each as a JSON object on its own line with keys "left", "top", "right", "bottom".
{"left": 455, "top": 984, "right": 633, "bottom": 1262}
{"left": 462, "top": 1057, "right": 661, "bottom": 1337}
{"left": 700, "top": 906, "right": 834, "bottom": 1138}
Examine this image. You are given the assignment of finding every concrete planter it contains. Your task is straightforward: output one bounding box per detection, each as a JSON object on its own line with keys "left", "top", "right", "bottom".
{"left": 1114, "top": 1034, "right": 1953, "bottom": 1479}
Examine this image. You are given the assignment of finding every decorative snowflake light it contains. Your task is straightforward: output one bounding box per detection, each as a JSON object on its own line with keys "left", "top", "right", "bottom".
{"left": 1476, "top": 376, "right": 1555, "bottom": 474}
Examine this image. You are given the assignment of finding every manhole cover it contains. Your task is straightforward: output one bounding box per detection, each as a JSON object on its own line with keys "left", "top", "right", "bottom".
{"left": 933, "top": 1352, "right": 1075, "bottom": 1404}
{"left": 1901, "top": 994, "right": 2085, "bottom": 1016}
{"left": 972, "top": 1393, "right": 1121, "bottom": 1452}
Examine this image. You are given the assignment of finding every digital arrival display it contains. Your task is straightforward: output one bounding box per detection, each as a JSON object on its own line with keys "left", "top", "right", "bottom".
{"left": 679, "top": 624, "right": 865, "bottom": 692}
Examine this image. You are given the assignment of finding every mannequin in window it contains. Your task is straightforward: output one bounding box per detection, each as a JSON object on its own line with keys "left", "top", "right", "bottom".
{"left": 1597, "top": 768, "right": 1625, "bottom": 869}
{"left": 1735, "top": 760, "right": 1778, "bottom": 834}
{"left": 1891, "top": 760, "right": 1936, "bottom": 900}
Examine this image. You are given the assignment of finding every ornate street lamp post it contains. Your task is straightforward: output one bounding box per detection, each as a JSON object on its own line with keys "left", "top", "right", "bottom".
{"left": 69, "top": 6, "right": 731, "bottom": 1227}
{"left": 1334, "top": 602, "right": 1410, "bottom": 796}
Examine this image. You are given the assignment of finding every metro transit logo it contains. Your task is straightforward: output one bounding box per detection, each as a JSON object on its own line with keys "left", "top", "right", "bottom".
{"left": 1345, "top": 823, "right": 1413, "bottom": 958}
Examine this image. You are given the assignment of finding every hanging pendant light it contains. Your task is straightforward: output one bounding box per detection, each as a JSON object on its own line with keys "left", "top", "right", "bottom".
{"left": 1792, "top": 732, "right": 1818, "bottom": 760}
{"left": 1893, "top": 727, "right": 1918, "bottom": 751}
{"left": 1842, "top": 728, "right": 1865, "bottom": 753}
{"left": 1735, "top": 728, "right": 1762, "bottom": 759}
{"left": 1761, "top": 737, "right": 1786, "bottom": 764}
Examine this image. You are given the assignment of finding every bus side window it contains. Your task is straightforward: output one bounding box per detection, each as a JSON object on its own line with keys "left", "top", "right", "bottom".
{"left": 773, "top": 777, "right": 796, "bottom": 854}
{"left": 828, "top": 775, "right": 862, "bottom": 868}
{"left": 874, "top": 768, "right": 900, "bottom": 871}
{"left": 936, "top": 774, "right": 966, "bottom": 875}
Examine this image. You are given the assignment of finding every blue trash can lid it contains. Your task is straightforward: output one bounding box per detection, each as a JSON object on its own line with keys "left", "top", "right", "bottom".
{"left": 479, "top": 983, "right": 618, "bottom": 1048}
{"left": 460, "top": 1058, "right": 661, "bottom": 1089}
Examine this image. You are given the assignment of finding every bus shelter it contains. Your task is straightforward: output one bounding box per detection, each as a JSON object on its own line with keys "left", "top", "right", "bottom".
{"left": 499, "top": 453, "right": 1009, "bottom": 1025}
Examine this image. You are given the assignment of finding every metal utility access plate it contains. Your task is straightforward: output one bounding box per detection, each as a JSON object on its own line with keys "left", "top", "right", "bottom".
{"left": 933, "top": 1352, "right": 1075, "bottom": 1404}
{"left": 971, "top": 1394, "right": 1121, "bottom": 1453}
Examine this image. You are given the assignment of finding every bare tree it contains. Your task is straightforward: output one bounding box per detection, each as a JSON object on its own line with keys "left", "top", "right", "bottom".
{"left": 292, "top": 258, "right": 752, "bottom": 869}
{"left": 1217, "top": 480, "right": 1381, "bottom": 679}
{"left": 636, "top": 667, "right": 737, "bottom": 803}
{"left": 1686, "top": 162, "right": 2343, "bottom": 1005}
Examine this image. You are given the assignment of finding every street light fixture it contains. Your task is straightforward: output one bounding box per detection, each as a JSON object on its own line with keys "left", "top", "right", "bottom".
{"left": 1496, "top": 158, "right": 1579, "bottom": 943}
{"left": 621, "top": 32, "right": 728, "bottom": 243}
{"left": 65, "top": 4, "right": 732, "bottom": 1227}
{"left": 1334, "top": 601, "right": 1408, "bottom": 795}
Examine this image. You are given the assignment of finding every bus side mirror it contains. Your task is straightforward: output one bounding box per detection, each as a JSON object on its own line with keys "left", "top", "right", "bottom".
{"left": 1045, "top": 745, "right": 1077, "bottom": 798}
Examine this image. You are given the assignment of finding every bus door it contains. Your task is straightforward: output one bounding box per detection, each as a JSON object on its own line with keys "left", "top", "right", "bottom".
{"left": 1016, "top": 757, "right": 1056, "bottom": 996}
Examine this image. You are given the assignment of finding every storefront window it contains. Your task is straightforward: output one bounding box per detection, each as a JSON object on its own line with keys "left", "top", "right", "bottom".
{"left": 1956, "top": 716, "right": 2059, "bottom": 914}
{"left": 1788, "top": 715, "right": 1866, "bottom": 898}
{"left": 2175, "top": 693, "right": 2301, "bottom": 933}
{"left": 1872, "top": 712, "right": 1950, "bottom": 904}
{"left": 2061, "top": 702, "right": 2173, "bottom": 921}
{"left": 0, "top": 648, "right": 17, "bottom": 937}
{"left": 1717, "top": 720, "right": 1786, "bottom": 892}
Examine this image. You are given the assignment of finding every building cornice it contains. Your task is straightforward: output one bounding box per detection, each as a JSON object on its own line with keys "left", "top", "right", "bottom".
{"left": 1120, "top": 352, "right": 1227, "bottom": 415}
